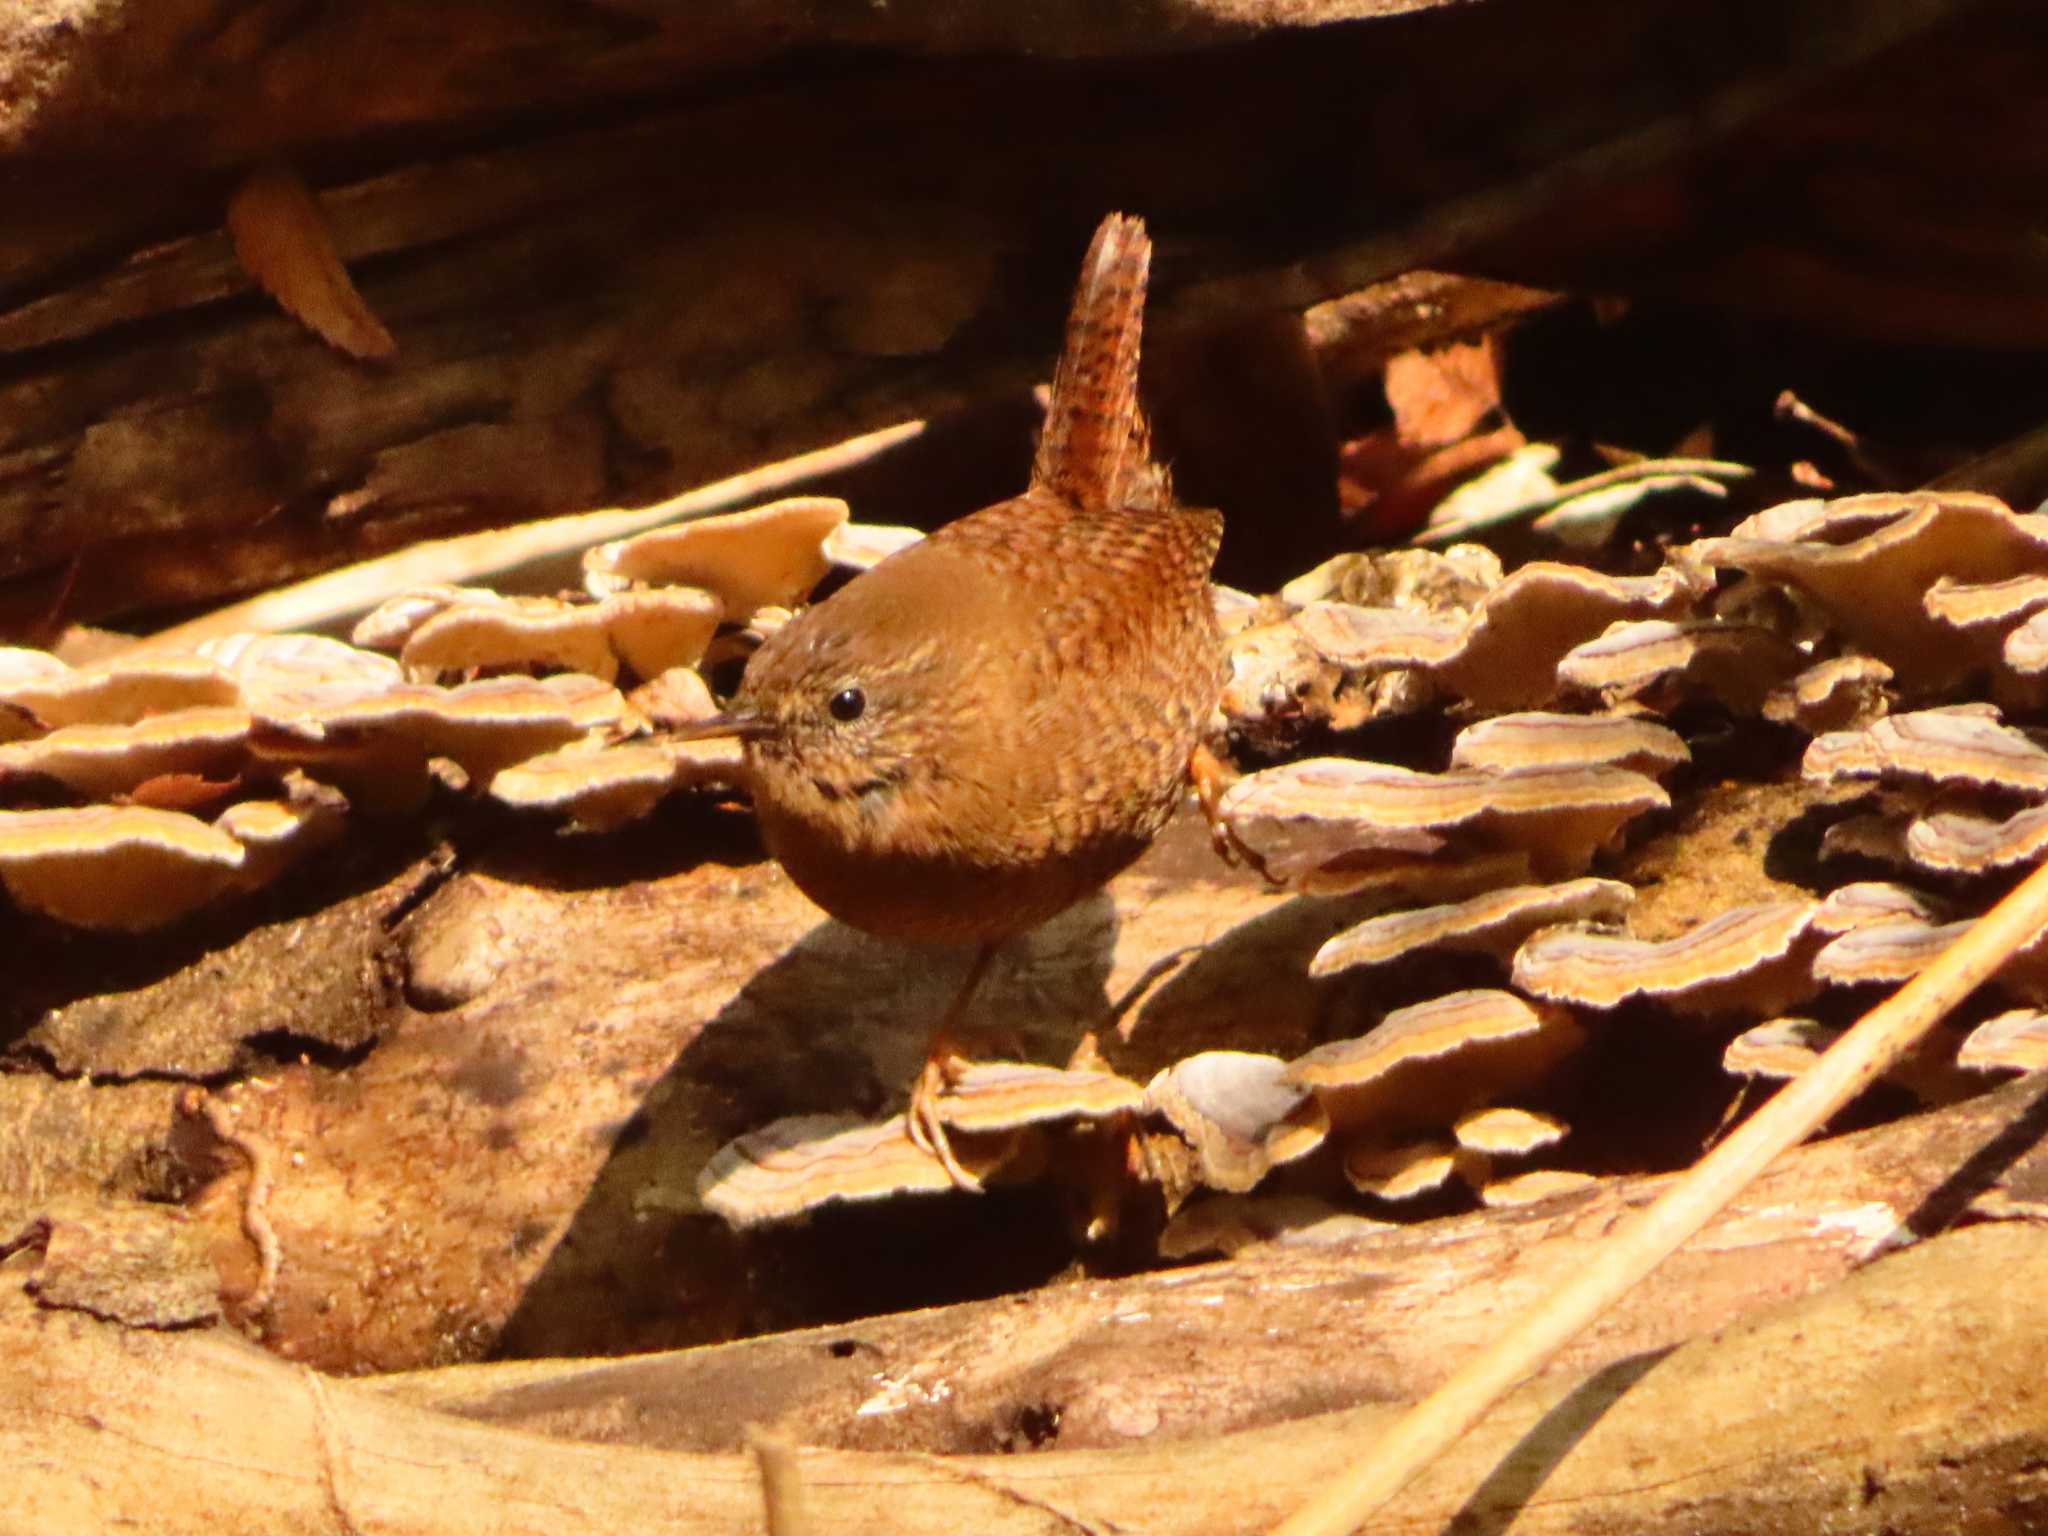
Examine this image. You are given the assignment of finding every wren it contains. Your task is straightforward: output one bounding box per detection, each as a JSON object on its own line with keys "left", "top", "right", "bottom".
{"left": 697, "top": 213, "right": 1228, "bottom": 1184}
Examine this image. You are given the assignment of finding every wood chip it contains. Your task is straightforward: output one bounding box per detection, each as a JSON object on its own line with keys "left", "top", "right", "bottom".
{"left": 227, "top": 163, "right": 396, "bottom": 361}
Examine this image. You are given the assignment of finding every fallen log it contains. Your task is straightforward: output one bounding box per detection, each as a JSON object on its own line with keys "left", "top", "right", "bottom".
{"left": 8, "top": 1199, "right": 2047, "bottom": 1533}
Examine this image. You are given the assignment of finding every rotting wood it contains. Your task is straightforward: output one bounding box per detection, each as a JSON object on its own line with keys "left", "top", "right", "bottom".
{"left": 0, "top": 3, "right": 2010, "bottom": 630}
{"left": 7, "top": 1220, "right": 2048, "bottom": 1534}
{"left": 364, "top": 1073, "right": 2048, "bottom": 1455}
{"left": 1268, "top": 855, "right": 2048, "bottom": 1536}
{"left": 10, "top": 775, "right": 2048, "bottom": 1400}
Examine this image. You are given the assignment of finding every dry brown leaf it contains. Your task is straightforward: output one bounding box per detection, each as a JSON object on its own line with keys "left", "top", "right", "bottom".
{"left": 227, "top": 163, "right": 397, "bottom": 362}
{"left": 1384, "top": 336, "right": 1507, "bottom": 448}
{"left": 1341, "top": 336, "right": 1524, "bottom": 539}
{"left": 120, "top": 771, "right": 243, "bottom": 814}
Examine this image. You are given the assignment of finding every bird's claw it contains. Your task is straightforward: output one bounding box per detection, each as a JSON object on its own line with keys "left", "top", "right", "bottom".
{"left": 1189, "top": 741, "right": 1277, "bottom": 883}
{"left": 907, "top": 1054, "right": 983, "bottom": 1193}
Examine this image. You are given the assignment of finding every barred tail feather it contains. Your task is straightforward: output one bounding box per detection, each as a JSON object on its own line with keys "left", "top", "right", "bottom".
{"left": 1030, "top": 213, "right": 1170, "bottom": 512}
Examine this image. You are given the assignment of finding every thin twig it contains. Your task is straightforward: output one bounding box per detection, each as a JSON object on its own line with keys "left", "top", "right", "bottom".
{"left": 1266, "top": 853, "right": 2048, "bottom": 1536}
{"left": 122, "top": 419, "right": 925, "bottom": 656}
{"left": 746, "top": 1427, "right": 814, "bottom": 1536}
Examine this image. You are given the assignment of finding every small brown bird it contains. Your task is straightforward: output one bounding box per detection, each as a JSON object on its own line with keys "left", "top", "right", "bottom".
{"left": 694, "top": 213, "right": 1228, "bottom": 1184}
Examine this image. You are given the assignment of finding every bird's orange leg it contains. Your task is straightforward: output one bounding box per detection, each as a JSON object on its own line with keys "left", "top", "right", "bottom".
{"left": 906, "top": 941, "right": 1001, "bottom": 1190}
{"left": 1189, "top": 740, "right": 1273, "bottom": 881}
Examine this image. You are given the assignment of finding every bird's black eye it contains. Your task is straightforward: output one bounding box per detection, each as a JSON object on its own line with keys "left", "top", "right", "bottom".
{"left": 828, "top": 686, "right": 866, "bottom": 723}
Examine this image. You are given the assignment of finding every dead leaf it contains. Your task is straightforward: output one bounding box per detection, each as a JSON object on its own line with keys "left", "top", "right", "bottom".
{"left": 122, "top": 771, "right": 244, "bottom": 813}
{"left": 228, "top": 164, "right": 397, "bottom": 362}
{"left": 1340, "top": 337, "right": 1525, "bottom": 539}
{"left": 1384, "top": 335, "right": 1508, "bottom": 449}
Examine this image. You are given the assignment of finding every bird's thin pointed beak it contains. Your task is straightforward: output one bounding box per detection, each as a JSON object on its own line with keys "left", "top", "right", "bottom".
{"left": 665, "top": 709, "right": 774, "bottom": 743}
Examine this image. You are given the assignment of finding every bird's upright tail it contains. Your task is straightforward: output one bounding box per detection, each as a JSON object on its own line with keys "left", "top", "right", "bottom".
{"left": 1030, "top": 212, "right": 1172, "bottom": 512}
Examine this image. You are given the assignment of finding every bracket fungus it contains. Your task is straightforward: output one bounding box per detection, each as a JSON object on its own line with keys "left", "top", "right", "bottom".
{"left": 1812, "top": 881, "right": 1954, "bottom": 935}
{"left": 1812, "top": 917, "right": 1974, "bottom": 988}
{"left": 600, "top": 588, "right": 725, "bottom": 681}
{"left": 1923, "top": 572, "right": 2048, "bottom": 636}
{"left": 1722, "top": 1013, "right": 1976, "bottom": 1104}
{"left": 823, "top": 521, "right": 924, "bottom": 573}
{"left": 931, "top": 1061, "right": 1146, "bottom": 1135}
{"left": 1279, "top": 546, "right": 1501, "bottom": 611}
{"left": 1447, "top": 712, "right": 1689, "bottom": 778}
{"left": 1296, "top": 561, "right": 1706, "bottom": 711}
{"left": 1722, "top": 1017, "right": 1843, "bottom": 1082}
{"left": 487, "top": 738, "right": 742, "bottom": 831}
{"left": 0, "top": 651, "right": 239, "bottom": 729}
{"left": 696, "top": 1114, "right": 1017, "bottom": 1228}
{"left": 350, "top": 586, "right": 483, "bottom": 654}
{"left": 354, "top": 585, "right": 724, "bottom": 685}
{"left": 396, "top": 595, "right": 628, "bottom": 682}
{"left": 1221, "top": 759, "right": 1667, "bottom": 885}
{"left": 1312, "top": 878, "right": 1635, "bottom": 978}
{"left": 1804, "top": 707, "right": 2048, "bottom": 796}
{"left": 215, "top": 784, "right": 349, "bottom": 888}
{"left": 1685, "top": 492, "right": 2048, "bottom": 688}
{"left": 1143, "top": 1052, "right": 1327, "bottom": 1194}
{"left": 1285, "top": 990, "right": 1585, "bottom": 1138}
{"left": 1555, "top": 618, "right": 1803, "bottom": 714}
{"left": 1957, "top": 1010, "right": 2048, "bottom": 1074}
{"left": 199, "top": 632, "right": 405, "bottom": 720}
{"left": 2003, "top": 609, "right": 2048, "bottom": 678}
{"left": 1432, "top": 563, "right": 1709, "bottom": 710}
{"left": 1511, "top": 899, "right": 1820, "bottom": 1017}
{"left": 0, "top": 805, "right": 247, "bottom": 930}
{"left": 1451, "top": 1104, "right": 1568, "bottom": 1156}
{"left": 0, "top": 707, "right": 253, "bottom": 799}
{"left": 1342, "top": 1137, "right": 1464, "bottom": 1201}
{"left": 695, "top": 1063, "right": 1148, "bottom": 1228}
{"left": 1904, "top": 804, "right": 2048, "bottom": 876}
{"left": 582, "top": 495, "right": 848, "bottom": 615}
{"left": 1762, "top": 655, "right": 1894, "bottom": 735}
{"left": 1477, "top": 1168, "right": 1601, "bottom": 1208}
{"left": 1293, "top": 602, "right": 1466, "bottom": 675}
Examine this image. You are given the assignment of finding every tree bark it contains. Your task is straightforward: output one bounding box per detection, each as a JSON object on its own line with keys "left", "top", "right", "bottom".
{"left": 8, "top": 1214, "right": 2048, "bottom": 1534}
{"left": 1, "top": 1, "right": 2032, "bottom": 628}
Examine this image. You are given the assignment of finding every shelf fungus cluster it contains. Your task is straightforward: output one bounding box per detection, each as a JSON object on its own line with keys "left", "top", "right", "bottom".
{"left": 18, "top": 481, "right": 2048, "bottom": 1251}
{"left": 0, "top": 497, "right": 870, "bottom": 928}
{"left": 694, "top": 489, "right": 2048, "bottom": 1247}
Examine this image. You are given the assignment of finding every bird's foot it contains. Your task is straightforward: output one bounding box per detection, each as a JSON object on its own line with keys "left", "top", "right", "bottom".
{"left": 1189, "top": 741, "right": 1275, "bottom": 882}
{"left": 906, "top": 1048, "right": 983, "bottom": 1193}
